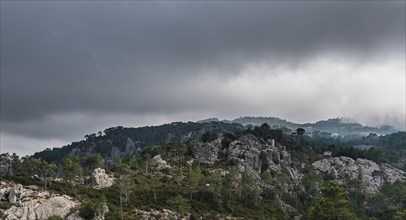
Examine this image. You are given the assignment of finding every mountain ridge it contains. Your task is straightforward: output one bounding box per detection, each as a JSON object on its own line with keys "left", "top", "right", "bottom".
{"left": 30, "top": 116, "right": 400, "bottom": 165}
{"left": 207, "top": 116, "right": 398, "bottom": 136}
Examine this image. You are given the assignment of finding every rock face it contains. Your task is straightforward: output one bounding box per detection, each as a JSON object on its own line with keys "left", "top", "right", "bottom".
{"left": 5, "top": 196, "right": 78, "bottom": 220}
{"left": 91, "top": 168, "right": 114, "bottom": 189}
{"left": 191, "top": 135, "right": 299, "bottom": 183}
{"left": 312, "top": 156, "right": 406, "bottom": 194}
{"left": 194, "top": 139, "right": 221, "bottom": 164}
{"left": 226, "top": 135, "right": 264, "bottom": 177}
{"left": 69, "top": 137, "right": 138, "bottom": 165}
{"left": 0, "top": 183, "right": 79, "bottom": 220}
{"left": 225, "top": 135, "right": 299, "bottom": 181}
{"left": 151, "top": 155, "right": 170, "bottom": 169}
{"left": 7, "top": 184, "right": 24, "bottom": 206}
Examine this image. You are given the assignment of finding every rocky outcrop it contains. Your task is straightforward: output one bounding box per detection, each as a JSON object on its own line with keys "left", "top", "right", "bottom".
{"left": 109, "top": 138, "right": 138, "bottom": 163}
{"left": 226, "top": 136, "right": 263, "bottom": 179}
{"left": 224, "top": 135, "right": 300, "bottom": 183}
{"left": 0, "top": 183, "right": 79, "bottom": 220}
{"left": 5, "top": 196, "right": 78, "bottom": 220}
{"left": 380, "top": 164, "right": 406, "bottom": 183}
{"left": 7, "top": 184, "right": 24, "bottom": 206}
{"left": 312, "top": 156, "right": 406, "bottom": 194}
{"left": 151, "top": 155, "right": 170, "bottom": 170}
{"left": 91, "top": 168, "right": 114, "bottom": 189}
{"left": 69, "top": 138, "right": 139, "bottom": 165}
{"left": 194, "top": 139, "right": 221, "bottom": 164}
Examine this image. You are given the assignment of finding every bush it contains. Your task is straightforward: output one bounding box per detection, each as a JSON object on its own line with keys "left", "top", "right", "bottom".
{"left": 79, "top": 203, "right": 95, "bottom": 219}
{"left": 0, "top": 201, "right": 11, "bottom": 210}
{"left": 201, "top": 132, "right": 218, "bottom": 143}
{"left": 48, "top": 216, "right": 63, "bottom": 220}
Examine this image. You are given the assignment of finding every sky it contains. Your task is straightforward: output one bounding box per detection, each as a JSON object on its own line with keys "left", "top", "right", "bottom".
{"left": 1, "top": 1, "right": 405, "bottom": 156}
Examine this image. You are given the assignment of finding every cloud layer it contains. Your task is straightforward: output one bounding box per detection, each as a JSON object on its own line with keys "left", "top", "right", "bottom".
{"left": 1, "top": 1, "right": 405, "bottom": 155}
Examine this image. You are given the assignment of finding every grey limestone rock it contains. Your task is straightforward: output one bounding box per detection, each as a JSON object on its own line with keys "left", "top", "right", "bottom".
{"left": 312, "top": 156, "right": 406, "bottom": 194}
{"left": 1, "top": 183, "right": 79, "bottom": 220}
{"left": 194, "top": 139, "right": 221, "bottom": 164}
{"left": 91, "top": 168, "right": 114, "bottom": 189}
{"left": 151, "top": 155, "right": 171, "bottom": 169}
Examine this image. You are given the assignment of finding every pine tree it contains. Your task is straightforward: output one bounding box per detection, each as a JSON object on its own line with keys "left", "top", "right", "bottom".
{"left": 308, "top": 181, "right": 358, "bottom": 220}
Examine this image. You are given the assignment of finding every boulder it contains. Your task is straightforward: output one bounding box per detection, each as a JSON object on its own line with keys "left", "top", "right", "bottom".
{"left": 151, "top": 155, "right": 170, "bottom": 169}
{"left": 65, "top": 211, "right": 83, "bottom": 220}
{"left": 8, "top": 184, "right": 24, "bottom": 206}
{"left": 91, "top": 168, "right": 114, "bottom": 189}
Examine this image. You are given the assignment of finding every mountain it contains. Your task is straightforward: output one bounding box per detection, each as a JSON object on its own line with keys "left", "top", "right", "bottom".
{"left": 32, "top": 121, "right": 244, "bottom": 164}
{"left": 232, "top": 116, "right": 297, "bottom": 128}
{"left": 231, "top": 116, "right": 398, "bottom": 136}
{"left": 1, "top": 124, "right": 405, "bottom": 219}
{"left": 31, "top": 116, "right": 399, "bottom": 165}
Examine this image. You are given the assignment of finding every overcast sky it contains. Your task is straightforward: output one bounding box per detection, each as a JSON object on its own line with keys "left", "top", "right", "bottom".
{"left": 1, "top": 1, "right": 405, "bottom": 156}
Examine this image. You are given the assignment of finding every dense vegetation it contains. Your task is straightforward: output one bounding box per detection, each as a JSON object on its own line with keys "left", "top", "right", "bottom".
{"left": 308, "top": 132, "right": 406, "bottom": 169}
{"left": 32, "top": 121, "right": 244, "bottom": 164}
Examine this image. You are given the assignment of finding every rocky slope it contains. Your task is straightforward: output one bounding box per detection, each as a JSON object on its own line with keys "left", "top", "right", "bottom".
{"left": 2, "top": 127, "right": 405, "bottom": 219}
{"left": 32, "top": 122, "right": 244, "bottom": 164}
{"left": 312, "top": 156, "right": 406, "bottom": 194}
{"left": 194, "top": 135, "right": 300, "bottom": 181}
{"left": 0, "top": 182, "right": 79, "bottom": 220}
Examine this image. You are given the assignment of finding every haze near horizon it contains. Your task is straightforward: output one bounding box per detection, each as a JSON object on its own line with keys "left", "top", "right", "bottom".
{"left": 1, "top": 1, "right": 405, "bottom": 156}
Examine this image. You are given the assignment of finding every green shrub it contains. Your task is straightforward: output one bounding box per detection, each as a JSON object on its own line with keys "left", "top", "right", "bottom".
{"left": 79, "top": 203, "right": 95, "bottom": 219}
{"left": 48, "top": 216, "right": 63, "bottom": 220}
{"left": 201, "top": 132, "right": 218, "bottom": 143}
{"left": 0, "top": 201, "right": 11, "bottom": 210}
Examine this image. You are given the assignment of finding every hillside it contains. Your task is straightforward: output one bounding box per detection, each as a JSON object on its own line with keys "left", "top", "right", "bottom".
{"left": 1, "top": 122, "right": 406, "bottom": 219}
{"left": 30, "top": 117, "right": 400, "bottom": 166}
{"left": 32, "top": 121, "right": 244, "bottom": 164}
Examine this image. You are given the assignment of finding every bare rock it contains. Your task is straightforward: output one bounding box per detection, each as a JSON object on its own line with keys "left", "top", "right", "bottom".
{"left": 151, "top": 155, "right": 171, "bottom": 169}
{"left": 91, "top": 168, "right": 114, "bottom": 189}
{"left": 3, "top": 193, "right": 79, "bottom": 220}
{"left": 221, "top": 135, "right": 301, "bottom": 183}
{"left": 65, "top": 211, "right": 83, "bottom": 220}
{"left": 194, "top": 139, "right": 221, "bottom": 164}
{"left": 8, "top": 184, "right": 24, "bottom": 206}
{"left": 227, "top": 135, "right": 263, "bottom": 174}
{"left": 312, "top": 156, "right": 406, "bottom": 194}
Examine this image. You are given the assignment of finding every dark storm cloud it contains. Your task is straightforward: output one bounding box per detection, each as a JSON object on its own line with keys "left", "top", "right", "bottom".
{"left": 1, "top": 1, "right": 405, "bottom": 144}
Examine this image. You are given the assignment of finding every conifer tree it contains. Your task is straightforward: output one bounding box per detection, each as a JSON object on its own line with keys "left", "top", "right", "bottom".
{"left": 308, "top": 181, "right": 358, "bottom": 220}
